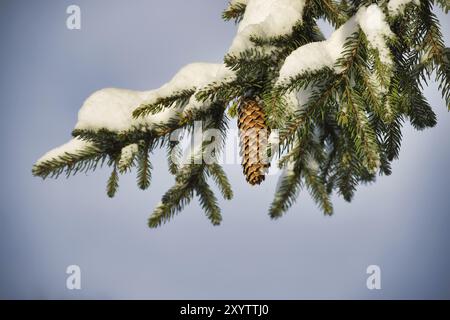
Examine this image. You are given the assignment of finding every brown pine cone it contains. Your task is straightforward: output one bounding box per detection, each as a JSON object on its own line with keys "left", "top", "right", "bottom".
{"left": 238, "top": 98, "right": 271, "bottom": 185}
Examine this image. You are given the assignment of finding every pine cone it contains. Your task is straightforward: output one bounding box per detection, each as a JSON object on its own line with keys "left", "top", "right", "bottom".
{"left": 238, "top": 98, "right": 270, "bottom": 185}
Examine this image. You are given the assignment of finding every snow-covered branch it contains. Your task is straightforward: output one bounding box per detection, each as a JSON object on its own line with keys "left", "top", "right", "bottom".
{"left": 277, "top": 4, "right": 394, "bottom": 86}
{"left": 228, "top": 0, "right": 306, "bottom": 54}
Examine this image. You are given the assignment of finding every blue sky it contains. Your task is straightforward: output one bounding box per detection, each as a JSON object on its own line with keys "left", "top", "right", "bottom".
{"left": 0, "top": 0, "right": 449, "bottom": 299}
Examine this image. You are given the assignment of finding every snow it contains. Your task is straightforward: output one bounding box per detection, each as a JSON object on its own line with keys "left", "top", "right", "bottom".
{"left": 35, "top": 137, "right": 95, "bottom": 165}
{"left": 277, "top": 17, "right": 358, "bottom": 83}
{"left": 356, "top": 5, "right": 394, "bottom": 65}
{"left": 118, "top": 143, "right": 139, "bottom": 169}
{"left": 228, "top": 0, "right": 306, "bottom": 54}
{"left": 76, "top": 88, "right": 157, "bottom": 132}
{"left": 277, "top": 4, "right": 394, "bottom": 85}
{"left": 155, "top": 63, "right": 235, "bottom": 99}
{"left": 388, "top": 0, "right": 420, "bottom": 16}
{"left": 75, "top": 63, "right": 235, "bottom": 132}
{"left": 36, "top": 64, "right": 235, "bottom": 166}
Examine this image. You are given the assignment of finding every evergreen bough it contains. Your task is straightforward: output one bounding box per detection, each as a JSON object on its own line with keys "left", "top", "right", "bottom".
{"left": 33, "top": 1, "right": 449, "bottom": 228}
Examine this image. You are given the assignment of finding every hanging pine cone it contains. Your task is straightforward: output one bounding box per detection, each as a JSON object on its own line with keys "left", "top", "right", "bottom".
{"left": 238, "top": 98, "right": 271, "bottom": 185}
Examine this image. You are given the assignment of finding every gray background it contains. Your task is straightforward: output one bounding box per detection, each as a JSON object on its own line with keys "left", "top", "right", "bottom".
{"left": 0, "top": 0, "right": 449, "bottom": 299}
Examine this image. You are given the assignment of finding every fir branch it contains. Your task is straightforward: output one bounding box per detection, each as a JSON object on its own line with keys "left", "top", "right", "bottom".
{"left": 224, "top": 49, "right": 272, "bottom": 72}
{"left": 207, "top": 163, "right": 233, "bottom": 200}
{"left": 269, "top": 162, "right": 303, "bottom": 219}
{"left": 436, "top": 47, "right": 450, "bottom": 107}
{"left": 434, "top": 0, "right": 449, "bottom": 13}
{"left": 308, "top": 0, "right": 347, "bottom": 27}
{"left": 226, "top": 99, "right": 240, "bottom": 118}
{"left": 339, "top": 84, "right": 380, "bottom": 173}
{"left": 262, "top": 90, "right": 291, "bottom": 129}
{"left": 250, "top": 21, "right": 324, "bottom": 51}
{"left": 148, "top": 161, "right": 205, "bottom": 228}
{"left": 415, "top": 1, "right": 449, "bottom": 107}
{"left": 32, "top": 1, "right": 450, "bottom": 228}
{"left": 117, "top": 144, "right": 138, "bottom": 174}
{"left": 196, "top": 179, "right": 223, "bottom": 226}
{"left": 270, "top": 131, "right": 312, "bottom": 218}
{"left": 222, "top": 1, "right": 246, "bottom": 23}
{"left": 106, "top": 164, "right": 119, "bottom": 198}
{"left": 357, "top": 64, "right": 385, "bottom": 121}
{"left": 275, "top": 67, "right": 335, "bottom": 95}
{"left": 148, "top": 181, "right": 195, "bottom": 228}
{"left": 32, "top": 143, "right": 105, "bottom": 179}
{"left": 277, "top": 71, "right": 337, "bottom": 147}
{"left": 407, "top": 87, "right": 437, "bottom": 130}
{"left": 195, "top": 79, "right": 242, "bottom": 104}
{"left": 303, "top": 164, "right": 333, "bottom": 215}
{"left": 382, "top": 115, "right": 404, "bottom": 162}
{"left": 136, "top": 141, "right": 152, "bottom": 190}
{"left": 132, "top": 89, "right": 195, "bottom": 118}
{"left": 335, "top": 150, "right": 358, "bottom": 202}
{"left": 167, "top": 139, "right": 181, "bottom": 175}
